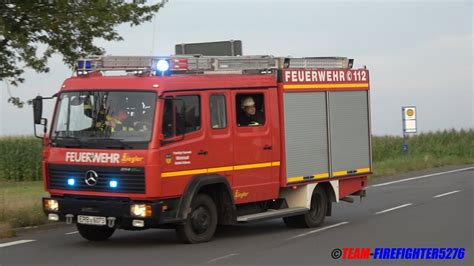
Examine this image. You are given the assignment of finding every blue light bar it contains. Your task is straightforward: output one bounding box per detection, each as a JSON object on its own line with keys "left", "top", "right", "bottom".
{"left": 76, "top": 60, "right": 92, "bottom": 70}
{"left": 67, "top": 178, "right": 75, "bottom": 186}
{"left": 109, "top": 180, "right": 118, "bottom": 188}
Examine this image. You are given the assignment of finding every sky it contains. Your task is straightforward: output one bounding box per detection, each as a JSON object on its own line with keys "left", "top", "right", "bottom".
{"left": 0, "top": 0, "right": 472, "bottom": 136}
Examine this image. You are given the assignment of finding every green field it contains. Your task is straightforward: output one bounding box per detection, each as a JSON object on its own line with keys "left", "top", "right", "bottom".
{"left": 0, "top": 129, "right": 473, "bottom": 236}
{"left": 0, "top": 136, "right": 43, "bottom": 181}
{"left": 371, "top": 129, "right": 474, "bottom": 177}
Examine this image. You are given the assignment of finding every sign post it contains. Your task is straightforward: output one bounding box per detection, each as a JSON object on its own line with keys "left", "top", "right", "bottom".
{"left": 401, "top": 106, "right": 417, "bottom": 155}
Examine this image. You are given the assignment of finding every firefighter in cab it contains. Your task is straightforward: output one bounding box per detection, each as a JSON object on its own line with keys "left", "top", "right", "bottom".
{"left": 95, "top": 95, "right": 132, "bottom": 134}
{"left": 238, "top": 96, "right": 265, "bottom": 126}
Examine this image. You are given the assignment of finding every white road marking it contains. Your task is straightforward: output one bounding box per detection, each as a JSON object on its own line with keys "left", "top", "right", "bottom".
{"left": 65, "top": 231, "right": 79, "bottom": 235}
{"left": 370, "top": 167, "right": 474, "bottom": 188}
{"left": 285, "top": 221, "right": 349, "bottom": 241}
{"left": 433, "top": 190, "right": 460, "bottom": 198}
{"left": 374, "top": 203, "right": 412, "bottom": 215}
{"left": 0, "top": 240, "right": 36, "bottom": 248}
{"left": 206, "top": 253, "right": 239, "bottom": 263}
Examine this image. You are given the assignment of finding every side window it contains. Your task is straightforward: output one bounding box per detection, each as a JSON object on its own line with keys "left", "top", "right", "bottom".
{"left": 176, "top": 95, "right": 201, "bottom": 135}
{"left": 209, "top": 94, "right": 227, "bottom": 129}
{"left": 161, "top": 95, "right": 201, "bottom": 139}
{"left": 236, "top": 93, "right": 265, "bottom": 127}
{"left": 162, "top": 98, "right": 174, "bottom": 139}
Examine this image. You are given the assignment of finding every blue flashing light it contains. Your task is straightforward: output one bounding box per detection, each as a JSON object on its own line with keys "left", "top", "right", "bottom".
{"left": 67, "top": 178, "right": 75, "bottom": 186}
{"left": 156, "top": 59, "right": 170, "bottom": 72}
{"left": 109, "top": 180, "right": 118, "bottom": 188}
{"left": 76, "top": 60, "right": 92, "bottom": 70}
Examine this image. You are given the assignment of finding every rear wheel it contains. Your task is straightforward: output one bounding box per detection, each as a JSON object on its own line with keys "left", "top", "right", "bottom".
{"left": 283, "top": 186, "right": 328, "bottom": 228}
{"left": 77, "top": 224, "right": 115, "bottom": 241}
{"left": 176, "top": 193, "right": 218, "bottom": 244}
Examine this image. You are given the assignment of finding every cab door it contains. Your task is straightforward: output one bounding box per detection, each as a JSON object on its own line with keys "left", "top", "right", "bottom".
{"left": 231, "top": 89, "right": 277, "bottom": 203}
{"left": 159, "top": 92, "right": 208, "bottom": 198}
{"left": 203, "top": 91, "right": 234, "bottom": 186}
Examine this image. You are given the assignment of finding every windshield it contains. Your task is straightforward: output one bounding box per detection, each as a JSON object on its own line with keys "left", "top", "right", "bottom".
{"left": 51, "top": 91, "right": 156, "bottom": 148}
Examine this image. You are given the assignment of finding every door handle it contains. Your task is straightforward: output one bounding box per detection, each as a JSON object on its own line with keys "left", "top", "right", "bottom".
{"left": 197, "top": 150, "right": 208, "bottom": 155}
{"left": 263, "top": 145, "right": 273, "bottom": 150}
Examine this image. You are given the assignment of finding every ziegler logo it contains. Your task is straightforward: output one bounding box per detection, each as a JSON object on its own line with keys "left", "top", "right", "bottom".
{"left": 234, "top": 190, "right": 249, "bottom": 199}
{"left": 121, "top": 153, "right": 144, "bottom": 163}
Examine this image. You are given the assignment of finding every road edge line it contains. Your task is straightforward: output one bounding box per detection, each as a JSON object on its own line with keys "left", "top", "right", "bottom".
{"left": 370, "top": 167, "right": 474, "bottom": 188}
{"left": 285, "top": 221, "right": 349, "bottom": 241}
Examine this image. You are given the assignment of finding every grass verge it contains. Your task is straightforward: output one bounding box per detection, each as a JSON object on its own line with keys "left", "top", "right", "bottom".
{"left": 0, "top": 181, "right": 47, "bottom": 237}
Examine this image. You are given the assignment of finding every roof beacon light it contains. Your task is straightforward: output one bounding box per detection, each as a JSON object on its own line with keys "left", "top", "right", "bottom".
{"left": 171, "top": 58, "right": 189, "bottom": 70}
{"left": 77, "top": 60, "right": 92, "bottom": 70}
{"left": 156, "top": 59, "right": 170, "bottom": 72}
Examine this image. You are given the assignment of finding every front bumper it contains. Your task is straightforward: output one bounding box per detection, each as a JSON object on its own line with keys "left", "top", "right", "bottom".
{"left": 43, "top": 196, "right": 182, "bottom": 229}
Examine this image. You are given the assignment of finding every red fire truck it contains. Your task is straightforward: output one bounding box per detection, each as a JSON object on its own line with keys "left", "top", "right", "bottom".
{"left": 34, "top": 53, "right": 371, "bottom": 243}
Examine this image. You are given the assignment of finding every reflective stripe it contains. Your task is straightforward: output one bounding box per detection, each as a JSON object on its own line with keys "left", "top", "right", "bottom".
{"left": 161, "top": 161, "right": 280, "bottom": 178}
{"left": 287, "top": 176, "right": 304, "bottom": 182}
{"left": 207, "top": 166, "right": 234, "bottom": 173}
{"left": 287, "top": 172, "right": 329, "bottom": 183}
{"left": 313, "top": 173, "right": 329, "bottom": 179}
{"left": 356, "top": 167, "right": 370, "bottom": 173}
{"left": 234, "top": 162, "right": 272, "bottom": 170}
{"left": 161, "top": 168, "right": 208, "bottom": 178}
{"left": 333, "top": 170, "right": 347, "bottom": 177}
{"left": 288, "top": 168, "right": 369, "bottom": 183}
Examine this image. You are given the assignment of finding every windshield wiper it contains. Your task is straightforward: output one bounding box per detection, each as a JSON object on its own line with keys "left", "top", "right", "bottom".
{"left": 52, "top": 136, "right": 84, "bottom": 148}
{"left": 86, "top": 138, "right": 133, "bottom": 150}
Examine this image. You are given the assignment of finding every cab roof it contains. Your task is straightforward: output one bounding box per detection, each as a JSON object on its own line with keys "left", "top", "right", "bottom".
{"left": 61, "top": 74, "right": 278, "bottom": 93}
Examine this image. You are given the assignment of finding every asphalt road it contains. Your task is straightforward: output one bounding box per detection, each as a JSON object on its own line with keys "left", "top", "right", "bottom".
{"left": 1, "top": 165, "right": 472, "bottom": 266}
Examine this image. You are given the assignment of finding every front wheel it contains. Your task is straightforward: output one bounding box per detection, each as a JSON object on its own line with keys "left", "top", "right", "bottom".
{"left": 283, "top": 186, "right": 328, "bottom": 228}
{"left": 77, "top": 224, "right": 115, "bottom": 241}
{"left": 176, "top": 193, "right": 218, "bottom": 244}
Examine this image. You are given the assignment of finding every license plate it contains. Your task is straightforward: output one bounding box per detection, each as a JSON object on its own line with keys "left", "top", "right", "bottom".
{"left": 77, "top": 215, "right": 106, "bottom": 226}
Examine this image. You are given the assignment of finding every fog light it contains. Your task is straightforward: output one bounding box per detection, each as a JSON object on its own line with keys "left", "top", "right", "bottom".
{"left": 130, "top": 204, "right": 152, "bottom": 218}
{"left": 48, "top": 213, "right": 59, "bottom": 221}
{"left": 109, "top": 180, "right": 118, "bottom": 188}
{"left": 43, "top": 199, "right": 59, "bottom": 212}
{"left": 132, "top": 220, "right": 145, "bottom": 228}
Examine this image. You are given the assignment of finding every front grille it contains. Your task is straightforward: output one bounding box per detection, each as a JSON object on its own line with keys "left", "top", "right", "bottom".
{"left": 48, "top": 164, "right": 145, "bottom": 194}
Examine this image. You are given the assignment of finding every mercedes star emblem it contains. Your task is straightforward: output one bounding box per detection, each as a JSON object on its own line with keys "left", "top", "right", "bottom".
{"left": 84, "top": 170, "right": 99, "bottom": 186}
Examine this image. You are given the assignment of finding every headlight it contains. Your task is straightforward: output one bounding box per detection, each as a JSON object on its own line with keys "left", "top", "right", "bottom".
{"left": 130, "top": 204, "right": 152, "bottom": 218}
{"left": 43, "top": 199, "right": 59, "bottom": 212}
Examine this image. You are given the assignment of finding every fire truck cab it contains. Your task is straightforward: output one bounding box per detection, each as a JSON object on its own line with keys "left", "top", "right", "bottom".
{"left": 34, "top": 53, "right": 371, "bottom": 243}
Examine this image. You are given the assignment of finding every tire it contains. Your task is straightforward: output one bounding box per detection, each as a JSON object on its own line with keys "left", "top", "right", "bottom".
{"left": 77, "top": 224, "right": 115, "bottom": 241}
{"left": 176, "top": 193, "right": 218, "bottom": 244}
{"left": 283, "top": 186, "right": 328, "bottom": 228}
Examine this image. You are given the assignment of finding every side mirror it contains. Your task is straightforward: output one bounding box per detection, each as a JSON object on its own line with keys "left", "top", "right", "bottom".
{"left": 32, "top": 96, "right": 43, "bottom": 124}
